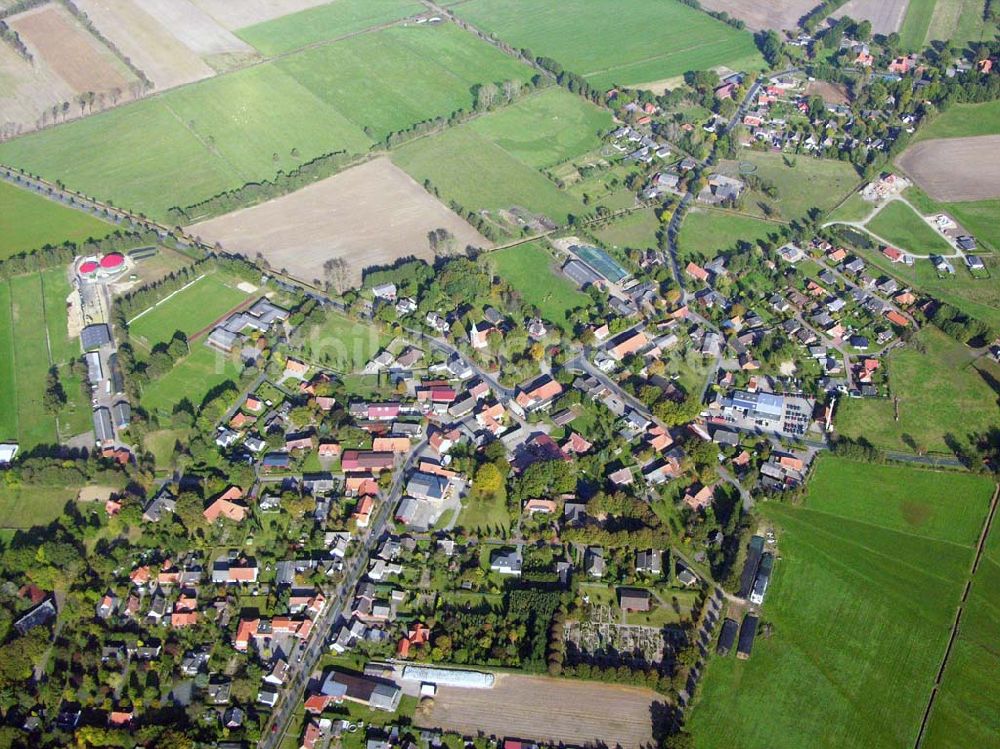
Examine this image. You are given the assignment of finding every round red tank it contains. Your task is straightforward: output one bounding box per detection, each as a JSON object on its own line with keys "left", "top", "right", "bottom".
{"left": 79, "top": 260, "right": 99, "bottom": 274}
{"left": 100, "top": 253, "right": 125, "bottom": 269}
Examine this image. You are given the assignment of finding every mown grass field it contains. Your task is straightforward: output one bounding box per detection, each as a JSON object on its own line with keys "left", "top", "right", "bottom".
{"left": 486, "top": 241, "right": 591, "bottom": 328}
{"left": 944, "top": 198, "right": 1000, "bottom": 254}
{"left": 689, "top": 457, "right": 995, "bottom": 749}
{"left": 900, "top": 0, "right": 996, "bottom": 51}
{"left": 468, "top": 89, "right": 612, "bottom": 169}
{"left": 392, "top": 125, "right": 585, "bottom": 225}
{"left": 591, "top": 207, "right": 661, "bottom": 250}
{"left": 0, "top": 484, "right": 82, "bottom": 530}
{"left": 0, "top": 23, "right": 533, "bottom": 220}
{"left": 678, "top": 209, "right": 779, "bottom": 261}
{"left": 827, "top": 191, "right": 871, "bottom": 223}
{"left": 836, "top": 327, "right": 1000, "bottom": 454}
{"left": 866, "top": 201, "right": 953, "bottom": 254}
{"left": 140, "top": 343, "right": 244, "bottom": 417}
{"left": 453, "top": 0, "right": 763, "bottom": 88}
{"left": 298, "top": 312, "right": 390, "bottom": 373}
{"left": 739, "top": 151, "right": 861, "bottom": 219}
{"left": 915, "top": 100, "right": 1000, "bottom": 141}
{"left": 127, "top": 271, "right": 252, "bottom": 351}
{"left": 236, "top": 0, "right": 424, "bottom": 56}
{"left": 0, "top": 181, "right": 114, "bottom": 259}
{"left": 922, "top": 515, "right": 1000, "bottom": 748}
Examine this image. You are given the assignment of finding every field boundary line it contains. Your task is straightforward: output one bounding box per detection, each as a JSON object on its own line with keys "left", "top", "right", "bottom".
{"left": 913, "top": 481, "right": 1000, "bottom": 748}
{"left": 127, "top": 273, "right": 207, "bottom": 325}
{"left": 161, "top": 101, "right": 249, "bottom": 184}
{"left": 1, "top": 280, "right": 20, "bottom": 441}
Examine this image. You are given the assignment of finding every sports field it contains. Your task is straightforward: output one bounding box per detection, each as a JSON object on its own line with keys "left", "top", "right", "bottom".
{"left": 127, "top": 271, "right": 253, "bottom": 350}
{"left": 0, "top": 181, "right": 114, "bottom": 259}
{"left": 0, "top": 269, "right": 89, "bottom": 446}
{"left": 865, "top": 201, "right": 952, "bottom": 254}
{"left": 453, "top": 0, "right": 763, "bottom": 89}
{"left": 835, "top": 327, "right": 1000, "bottom": 454}
{"left": 689, "top": 457, "right": 995, "bottom": 749}
{"left": 487, "top": 242, "right": 591, "bottom": 328}
{"left": 677, "top": 209, "right": 779, "bottom": 260}
{"left": 0, "top": 23, "right": 532, "bottom": 220}
{"left": 236, "top": 0, "right": 423, "bottom": 55}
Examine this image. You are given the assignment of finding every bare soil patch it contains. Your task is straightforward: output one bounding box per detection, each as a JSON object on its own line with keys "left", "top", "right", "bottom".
{"left": 696, "top": 0, "right": 816, "bottom": 31}
{"left": 897, "top": 136, "right": 1000, "bottom": 202}
{"left": 0, "top": 41, "right": 78, "bottom": 135}
{"left": 833, "top": 0, "right": 910, "bottom": 35}
{"left": 189, "top": 157, "right": 491, "bottom": 288}
{"left": 133, "top": 0, "right": 254, "bottom": 56}
{"left": 414, "top": 673, "right": 663, "bottom": 748}
{"left": 8, "top": 3, "right": 132, "bottom": 94}
{"left": 75, "top": 0, "right": 216, "bottom": 90}
{"left": 189, "top": 0, "right": 332, "bottom": 30}
{"left": 806, "top": 79, "right": 850, "bottom": 105}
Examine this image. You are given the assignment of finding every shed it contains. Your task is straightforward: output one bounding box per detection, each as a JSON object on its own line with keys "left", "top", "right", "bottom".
{"left": 737, "top": 614, "right": 759, "bottom": 659}
{"left": 81, "top": 324, "right": 111, "bottom": 350}
{"left": 717, "top": 618, "right": 738, "bottom": 655}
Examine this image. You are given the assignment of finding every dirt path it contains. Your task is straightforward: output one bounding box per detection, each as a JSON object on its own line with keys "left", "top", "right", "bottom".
{"left": 913, "top": 482, "right": 1000, "bottom": 748}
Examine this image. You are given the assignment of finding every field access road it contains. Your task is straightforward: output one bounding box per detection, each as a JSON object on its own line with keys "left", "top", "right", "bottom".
{"left": 261, "top": 441, "right": 426, "bottom": 749}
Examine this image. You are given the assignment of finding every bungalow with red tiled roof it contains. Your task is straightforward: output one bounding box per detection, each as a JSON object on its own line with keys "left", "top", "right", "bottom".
{"left": 806, "top": 280, "right": 826, "bottom": 297}
{"left": 888, "top": 55, "right": 914, "bottom": 74}
{"left": 514, "top": 375, "right": 563, "bottom": 413}
{"left": 828, "top": 247, "right": 848, "bottom": 263}
{"left": 373, "top": 437, "right": 411, "bottom": 454}
{"left": 341, "top": 450, "right": 395, "bottom": 473}
{"left": 778, "top": 454, "right": 804, "bottom": 471}
{"left": 647, "top": 425, "right": 673, "bottom": 452}
{"left": 108, "top": 710, "right": 133, "bottom": 727}
{"left": 230, "top": 412, "right": 250, "bottom": 430}
{"left": 397, "top": 622, "right": 431, "bottom": 658}
{"left": 285, "top": 432, "right": 315, "bottom": 452}
{"left": 418, "top": 460, "right": 458, "bottom": 479}
{"left": 733, "top": 450, "right": 751, "bottom": 467}
{"left": 886, "top": 310, "right": 909, "bottom": 327}
{"left": 894, "top": 291, "right": 916, "bottom": 306}
{"left": 686, "top": 262, "right": 710, "bottom": 283}
{"left": 234, "top": 618, "right": 261, "bottom": 651}
{"left": 316, "top": 395, "right": 337, "bottom": 411}
{"left": 171, "top": 611, "right": 199, "bottom": 628}
{"left": 417, "top": 384, "right": 458, "bottom": 403}
{"left": 563, "top": 432, "right": 593, "bottom": 455}
{"left": 882, "top": 246, "right": 904, "bottom": 263}
{"left": 245, "top": 395, "right": 263, "bottom": 412}
{"left": 301, "top": 720, "right": 323, "bottom": 749}
{"left": 684, "top": 483, "right": 715, "bottom": 511}
{"left": 353, "top": 496, "right": 374, "bottom": 528}
{"left": 345, "top": 475, "right": 379, "bottom": 497}
{"left": 129, "top": 566, "right": 151, "bottom": 587}
{"left": 284, "top": 358, "right": 309, "bottom": 378}
{"left": 318, "top": 442, "right": 341, "bottom": 458}
{"left": 204, "top": 498, "right": 247, "bottom": 523}
{"left": 607, "top": 329, "right": 650, "bottom": 361}
{"left": 524, "top": 498, "right": 558, "bottom": 515}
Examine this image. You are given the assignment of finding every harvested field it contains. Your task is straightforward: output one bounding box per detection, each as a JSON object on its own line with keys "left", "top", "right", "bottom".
{"left": 189, "top": 158, "right": 490, "bottom": 288}
{"left": 897, "top": 136, "right": 1000, "bottom": 202}
{"left": 415, "top": 673, "right": 662, "bottom": 748}
{"left": 132, "top": 0, "right": 254, "bottom": 56}
{"left": 833, "top": 0, "right": 910, "bottom": 35}
{"left": 0, "top": 41, "right": 78, "bottom": 134}
{"left": 696, "top": 0, "right": 815, "bottom": 32}
{"left": 190, "top": 0, "right": 332, "bottom": 30}
{"left": 75, "top": 0, "right": 216, "bottom": 90}
{"left": 805, "top": 79, "right": 849, "bottom": 105}
{"left": 8, "top": 3, "right": 133, "bottom": 93}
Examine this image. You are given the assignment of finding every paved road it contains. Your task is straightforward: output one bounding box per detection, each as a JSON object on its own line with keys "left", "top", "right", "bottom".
{"left": 402, "top": 325, "right": 515, "bottom": 400}
{"left": 260, "top": 440, "right": 426, "bottom": 749}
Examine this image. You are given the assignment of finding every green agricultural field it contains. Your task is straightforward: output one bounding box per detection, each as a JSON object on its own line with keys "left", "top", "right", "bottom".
{"left": 915, "top": 100, "right": 1000, "bottom": 141}
{"left": 865, "top": 201, "right": 953, "bottom": 254}
{"left": 944, "top": 198, "right": 1000, "bottom": 254}
{"left": 486, "top": 242, "right": 591, "bottom": 328}
{"left": 0, "top": 283, "right": 16, "bottom": 441}
{"left": 835, "top": 327, "right": 1000, "bottom": 454}
{"left": 140, "top": 344, "right": 244, "bottom": 417}
{"left": 0, "top": 484, "right": 82, "bottom": 530}
{"left": 392, "top": 125, "right": 585, "bottom": 225}
{"left": 277, "top": 23, "right": 533, "bottom": 141}
{"left": 298, "top": 312, "right": 390, "bottom": 373}
{"left": 468, "top": 89, "right": 612, "bottom": 169}
{"left": 739, "top": 151, "right": 861, "bottom": 219}
{"left": 236, "top": 0, "right": 424, "bottom": 56}
{"left": 0, "top": 181, "right": 114, "bottom": 259}
{"left": 899, "top": 0, "right": 939, "bottom": 49}
{"left": 453, "top": 0, "right": 763, "bottom": 88}
{"left": 678, "top": 209, "right": 779, "bottom": 261}
{"left": 689, "top": 457, "right": 995, "bottom": 749}
{"left": 901, "top": 0, "right": 996, "bottom": 51}
{"left": 127, "top": 271, "right": 252, "bottom": 350}
{"left": 592, "top": 207, "right": 661, "bottom": 250}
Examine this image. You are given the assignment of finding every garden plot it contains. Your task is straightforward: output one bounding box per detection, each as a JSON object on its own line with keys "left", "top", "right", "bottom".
{"left": 565, "top": 604, "right": 681, "bottom": 667}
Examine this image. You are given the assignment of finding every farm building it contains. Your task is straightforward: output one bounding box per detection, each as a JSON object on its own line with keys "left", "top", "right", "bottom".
{"left": 81, "top": 324, "right": 112, "bottom": 350}
{"left": 562, "top": 259, "right": 603, "bottom": 288}
{"left": 112, "top": 401, "right": 131, "bottom": 430}
{"left": 401, "top": 665, "right": 494, "bottom": 689}
{"left": 93, "top": 407, "right": 114, "bottom": 444}
{"left": 0, "top": 443, "right": 18, "bottom": 465}
{"left": 85, "top": 351, "right": 103, "bottom": 383}
{"left": 717, "top": 618, "right": 739, "bottom": 655}
{"left": 738, "top": 535, "right": 765, "bottom": 598}
{"left": 619, "top": 588, "right": 651, "bottom": 612}
{"left": 750, "top": 552, "right": 774, "bottom": 605}
{"left": 318, "top": 670, "right": 401, "bottom": 712}
{"left": 737, "top": 614, "right": 759, "bottom": 659}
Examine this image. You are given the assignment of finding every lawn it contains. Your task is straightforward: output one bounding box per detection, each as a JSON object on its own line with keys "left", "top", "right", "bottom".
{"left": 0, "top": 484, "right": 83, "bottom": 530}
{"left": 127, "top": 271, "right": 252, "bottom": 350}
{"left": 277, "top": 23, "right": 534, "bottom": 141}
{"left": 915, "top": 100, "right": 1000, "bottom": 141}
{"left": 677, "top": 209, "right": 779, "bottom": 261}
{"left": 392, "top": 125, "right": 585, "bottom": 225}
{"left": 140, "top": 344, "right": 245, "bottom": 417}
{"left": 235, "top": 0, "right": 424, "bottom": 56}
{"left": 835, "top": 327, "right": 1000, "bottom": 454}
{"left": 0, "top": 181, "right": 113, "bottom": 259}
{"left": 298, "top": 312, "right": 389, "bottom": 373}
{"left": 688, "top": 457, "right": 994, "bottom": 749}
{"left": 486, "top": 241, "right": 591, "bottom": 328}
{"left": 468, "top": 89, "right": 612, "bottom": 170}
{"left": 453, "top": 0, "right": 764, "bottom": 88}
{"left": 827, "top": 190, "right": 872, "bottom": 223}
{"left": 592, "top": 207, "right": 661, "bottom": 251}
{"left": 739, "top": 151, "right": 861, "bottom": 219}
{"left": 456, "top": 489, "right": 511, "bottom": 537}
{"left": 865, "top": 201, "right": 953, "bottom": 254}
